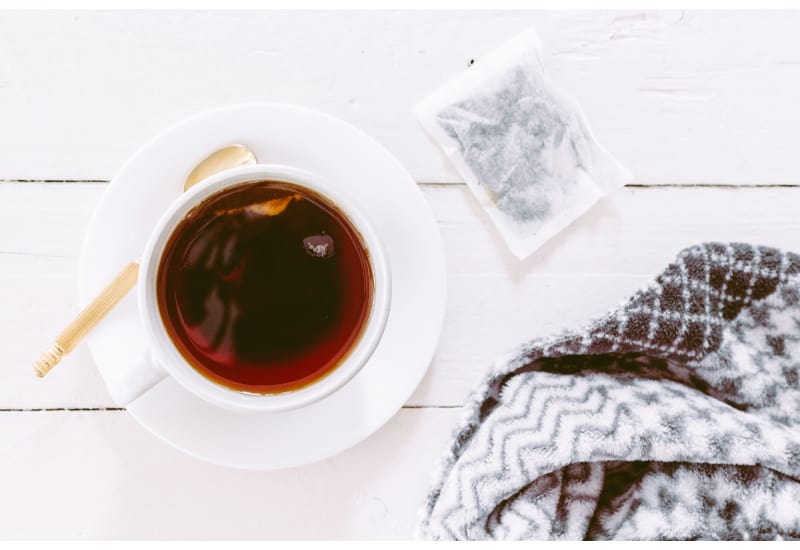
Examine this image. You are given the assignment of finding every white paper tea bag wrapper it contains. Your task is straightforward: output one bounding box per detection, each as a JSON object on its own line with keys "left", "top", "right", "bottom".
{"left": 414, "top": 29, "right": 633, "bottom": 259}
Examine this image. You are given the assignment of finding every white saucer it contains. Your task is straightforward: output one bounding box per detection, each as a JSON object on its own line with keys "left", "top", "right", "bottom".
{"left": 78, "top": 103, "right": 447, "bottom": 469}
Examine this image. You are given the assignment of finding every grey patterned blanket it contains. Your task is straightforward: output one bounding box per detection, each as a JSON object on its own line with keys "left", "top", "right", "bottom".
{"left": 417, "top": 243, "right": 800, "bottom": 540}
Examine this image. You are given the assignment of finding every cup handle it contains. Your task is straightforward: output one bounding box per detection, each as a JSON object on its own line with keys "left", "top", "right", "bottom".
{"left": 106, "top": 351, "right": 169, "bottom": 407}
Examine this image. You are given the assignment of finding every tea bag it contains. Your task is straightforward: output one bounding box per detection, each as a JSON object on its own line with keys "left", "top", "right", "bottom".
{"left": 414, "top": 29, "right": 632, "bottom": 258}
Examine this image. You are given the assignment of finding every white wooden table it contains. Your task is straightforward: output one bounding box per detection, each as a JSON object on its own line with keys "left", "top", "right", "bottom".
{"left": 5, "top": 10, "right": 800, "bottom": 539}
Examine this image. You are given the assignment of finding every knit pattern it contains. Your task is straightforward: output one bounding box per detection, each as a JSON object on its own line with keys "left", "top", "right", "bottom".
{"left": 417, "top": 242, "right": 800, "bottom": 540}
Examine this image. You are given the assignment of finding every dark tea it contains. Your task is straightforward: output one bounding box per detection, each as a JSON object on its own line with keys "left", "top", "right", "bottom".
{"left": 156, "top": 180, "right": 374, "bottom": 394}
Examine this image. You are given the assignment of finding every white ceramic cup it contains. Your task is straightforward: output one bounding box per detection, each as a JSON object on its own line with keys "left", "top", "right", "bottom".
{"left": 112, "top": 164, "right": 391, "bottom": 412}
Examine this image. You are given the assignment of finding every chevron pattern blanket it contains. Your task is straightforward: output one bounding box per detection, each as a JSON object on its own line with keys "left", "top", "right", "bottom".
{"left": 417, "top": 242, "right": 800, "bottom": 540}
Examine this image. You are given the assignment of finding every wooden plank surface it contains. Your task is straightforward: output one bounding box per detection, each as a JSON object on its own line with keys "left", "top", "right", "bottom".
{"left": 5, "top": 182, "right": 800, "bottom": 410}
{"left": 2, "top": 11, "right": 800, "bottom": 183}
{"left": 0, "top": 407, "right": 458, "bottom": 539}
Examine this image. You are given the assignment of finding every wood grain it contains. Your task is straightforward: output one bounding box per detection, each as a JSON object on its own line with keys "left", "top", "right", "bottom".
{"left": 5, "top": 182, "right": 800, "bottom": 409}
{"left": 0, "top": 407, "right": 458, "bottom": 539}
{"left": 2, "top": 11, "right": 800, "bottom": 183}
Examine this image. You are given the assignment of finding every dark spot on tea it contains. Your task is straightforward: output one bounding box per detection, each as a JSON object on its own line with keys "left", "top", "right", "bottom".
{"left": 303, "top": 234, "right": 335, "bottom": 259}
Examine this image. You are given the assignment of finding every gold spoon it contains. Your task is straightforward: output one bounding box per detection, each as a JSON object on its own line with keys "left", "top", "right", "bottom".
{"left": 33, "top": 144, "right": 258, "bottom": 378}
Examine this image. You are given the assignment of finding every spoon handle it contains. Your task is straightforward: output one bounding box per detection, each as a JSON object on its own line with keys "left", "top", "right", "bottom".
{"left": 33, "top": 260, "right": 140, "bottom": 378}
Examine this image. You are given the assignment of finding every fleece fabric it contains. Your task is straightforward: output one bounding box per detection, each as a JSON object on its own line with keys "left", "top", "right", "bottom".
{"left": 418, "top": 243, "right": 800, "bottom": 540}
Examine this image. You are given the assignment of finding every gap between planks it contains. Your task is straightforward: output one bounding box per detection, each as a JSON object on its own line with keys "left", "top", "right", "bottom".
{"left": 0, "top": 405, "right": 460, "bottom": 412}
{"left": 0, "top": 179, "right": 108, "bottom": 184}
{"left": 3, "top": 180, "right": 800, "bottom": 188}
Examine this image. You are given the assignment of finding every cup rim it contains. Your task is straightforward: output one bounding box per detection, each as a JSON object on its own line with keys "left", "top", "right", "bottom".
{"left": 138, "top": 163, "right": 392, "bottom": 412}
